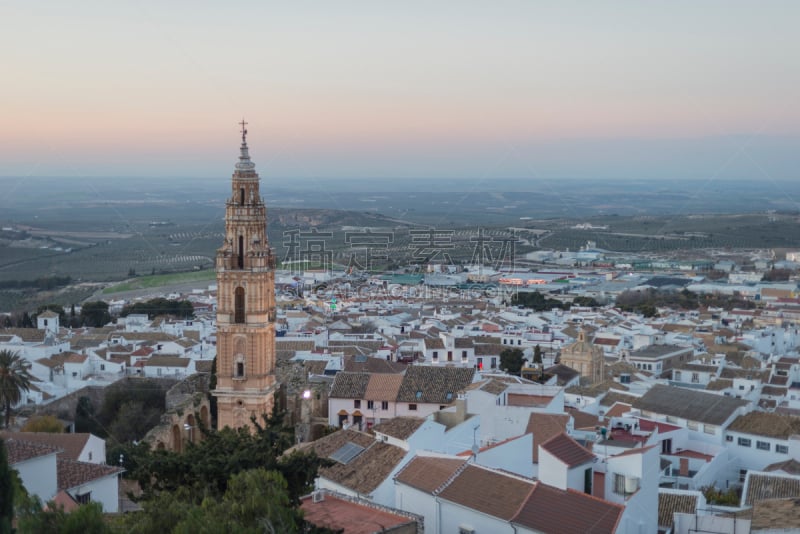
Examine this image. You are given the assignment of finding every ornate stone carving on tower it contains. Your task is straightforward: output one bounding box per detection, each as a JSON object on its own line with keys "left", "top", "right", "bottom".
{"left": 213, "top": 121, "right": 278, "bottom": 430}
{"left": 560, "top": 327, "right": 605, "bottom": 385}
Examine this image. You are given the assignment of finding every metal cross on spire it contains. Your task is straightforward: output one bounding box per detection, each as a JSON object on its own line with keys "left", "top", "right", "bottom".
{"left": 239, "top": 118, "right": 248, "bottom": 144}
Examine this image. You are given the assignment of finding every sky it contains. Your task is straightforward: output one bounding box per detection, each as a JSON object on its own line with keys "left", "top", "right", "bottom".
{"left": 1, "top": 1, "right": 799, "bottom": 181}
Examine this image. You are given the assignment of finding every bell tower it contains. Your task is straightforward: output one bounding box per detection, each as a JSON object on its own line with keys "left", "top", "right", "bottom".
{"left": 213, "top": 120, "right": 278, "bottom": 430}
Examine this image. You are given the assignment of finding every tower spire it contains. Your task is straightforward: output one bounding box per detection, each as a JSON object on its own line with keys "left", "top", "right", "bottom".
{"left": 235, "top": 118, "right": 255, "bottom": 171}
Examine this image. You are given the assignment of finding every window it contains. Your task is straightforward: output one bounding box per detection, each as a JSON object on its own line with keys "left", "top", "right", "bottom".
{"left": 461, "top": 350, "right": 468, "bottom": 361}
{"left": 704, "top": 425, "right": 717, "bottom": 435}
{"left": 726, "top": 435, "right": 733, "bottom": 442}
{"left": 447, "top": 351, "right": 453, "bottom": 362}
{"left": 777, "top": 444, "right": 789, "bottom": 454}
{"left": 75, "top": 492, "right": 91, "bottom": 504}
{"left": 100, "top": 364, "right": 105, "bottom": 371}
{"left": 738, "top": 385, "right": 745, "bottom": 390}
{"left": 415, "top": 391, "right": 422, "bottom": 400}
{"left": 738, "top": 437, "right": 751, "bottom": 447}
{"left": 491, "top": 357, "right": 497, "bottom": 369}
{"left": 691, "top": 372, "right": 699, "bottom": 383}
{"left": 238, "top": 235, "right": 245, "bottom": 269}
{"left": 674, "top": 371, "right": 682, "bottom": 381}
{"left": 354, "top": 400, "right": 361, "bottom": 409}
{"left": 432, "top": 351, "right": 438, "bottom": 360}
{"left": 739, "top": 469, "right": 747, "bottom": 483}
{"left": 234, "top": 287, "right": 245, "bottom": 323}
{"left": 687, "top": 421, "right": 699, "bottom": 431}
{"left": 381, "top": 401, "right": 388, "bottom": 410}
{"left": 613, "top": 473, "right": 626, "bottom": 495}
{"left": 756, "top": 441, "right": 770, "bottom": 451}
{"left": 477, "top": 357, "right": 483, "bottom": 370}
{"left": 367, "top": 400, "right": 374, "bottom": 410}
{"left": 236, "top": 361, "right": 244, "bottom": 378}
{"left": 409, "top": 404, "right": 417, "bottom": 411}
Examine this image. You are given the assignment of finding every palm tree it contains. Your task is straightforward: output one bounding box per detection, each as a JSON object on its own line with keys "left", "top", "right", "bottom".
{"left": 0, "top": 350, "right": 33, "bottom": 429}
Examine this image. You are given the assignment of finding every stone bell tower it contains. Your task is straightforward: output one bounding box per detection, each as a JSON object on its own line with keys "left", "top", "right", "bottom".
{"left": 213, "top": 120, "right": 278, "bottom": 430}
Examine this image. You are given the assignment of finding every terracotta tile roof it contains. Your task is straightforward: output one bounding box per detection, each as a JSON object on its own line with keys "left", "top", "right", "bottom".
{"left": 343, "top": 355, "right": 407, "bottom": 374}
{"left": 64, "top": 353, "right": 88, "bottom": 364}
{"left": 540, "top": 433, "right": 595, "bottom": 467}
{"left": 603, "top": 402, "right": 633, "bottom": 419}
{"left": 295, "top": 429, "right": 375, "bottom": 459}
{"left": 0, "top": 432, "right": 91, "bottom": 461}
{"left": 507, "top": 393, "right": 553, "bottom": 407}
{"left": 318, "top": 441, "right": 406, "bottom": 495}
{"left": 4, "top": 437, "right": 60, "bottom": 464}
{"left": 454, "top": 337, "right": 474, "bottom": 348}
{"left": 512, "top": 483, "right": 624, "bottom": 534}
{"left": 144, "top": 356, "right": 191, "bottom": 367}
{"left": 330, "top": 372, "right": 371, "bottom": 399}
{"left": 0, "top": 328, "right": 47, "bottom": 342}
{"left": 394, "top": 456, "right": 468, "bottom": 493}
{"left": 396, "top": 366, "right": 475, "bottom": 404}
{"left": 372, "top": 417, "right": 425, "bottom": 440}
{"left": 480, "top": 378, "right": 511, "bottom": 395}
{"left": 745, "top": 473, "right": 800, "bottom": 506}
{"left": 545, "top": 364, "right": 580, "bottom": 386}
{"left": 526, "top": 413, "right": 570, "bottom": 463}
{"left": 438, "top": 465, "right": 534, "bottom": 520}
{"left": 567, "top": 407, "right": 602, "bottom": 430}
{"left": 275, "top": 339, "right": 316, "bottom": 351}
{"left": 632, "top": 384, "right": 747, "bottom": 425}
{"left": 751, "top": 498, "right": 800, "bottom": 530}
{"left": 300, "top": 491, "right": 419, "bottom": 534}
{"left": 728, "top": 412, "right": 800, "bottom": 440}
{"left": 765, "top": 459, "right": 800, "bottom": 476}
{"left": 48, "top": 490, "right": 80, "bottom": 513}
{"left": 424, "top": 338, "right": 445, "bottom": 349}
{"left": 57, "top": 458, "right": 123, "bottom": 490}
{"left": 298, "top": 360, "right": 325, "bottom": 376}
{"left": 473, "top": 343, "right": 502, "bottom": 356}
{"left": 705, "top": 378, "right": 733, "bottom": 391}
{"left": 363, "top": 374, "right": 404, "bottom": 401}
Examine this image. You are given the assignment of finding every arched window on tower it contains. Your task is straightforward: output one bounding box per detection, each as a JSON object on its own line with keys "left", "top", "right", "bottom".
{"left": 234, "top": 287, "right": 245, "bottom": 324}
{"left": 235, "top": 354, "right": 245, "bottom": 378}
{"left": 238, "top": 235, "right": 244, "bottom": 269}
{"left": 240, "top": 187, "right": 245, "bottom": 205}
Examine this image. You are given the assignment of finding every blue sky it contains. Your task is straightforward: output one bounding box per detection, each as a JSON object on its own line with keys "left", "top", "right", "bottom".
{"left": 1, "top": 1, "right": 798, "bottom": 180}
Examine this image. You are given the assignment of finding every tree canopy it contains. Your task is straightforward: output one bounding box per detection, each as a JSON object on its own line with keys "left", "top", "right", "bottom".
{"left": 120, "top": 298, "right": 194, "bottom": 319}
{"left": 79, "top": 301, "right": 111, "bottom": 327}
{"left": 500, "top": 348, "right": 525, "bottom": 376}
{"left": 0, "top": 350, "right": 33, "bottom": 428}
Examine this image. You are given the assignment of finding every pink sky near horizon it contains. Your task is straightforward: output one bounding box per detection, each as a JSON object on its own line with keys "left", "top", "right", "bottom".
{"left": 2, "top": 1, "right": 799, "bottom": 178}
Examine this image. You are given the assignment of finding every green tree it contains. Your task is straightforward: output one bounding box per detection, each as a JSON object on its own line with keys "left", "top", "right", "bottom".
{"left": 79, "top": 301, "right": 111, "bottom": 327}
{"left": 0, "top": 350, "right": 33, "bottom": 428}
{"left": 500, "top": 348, "right": 525, "bottom": 376}
{"left": 74, "top": 396, "right": 101, "bottom": 435}
{"left": 20, "top": 312, "right": 33, "bottom": 329}
{"left": 0, "top": 439, "right": 13, "bottom": 534}
{"left": 20, "top": 415, "right": 64, "bottom": 433}
{"left": 125, "top": 408, "right": 322, "bottom": 504}
{"left": 16, "top": 501, "right": 109, "bottom": 534}
{"left": 533, "top": 344, "right": 542, "bottom": 365}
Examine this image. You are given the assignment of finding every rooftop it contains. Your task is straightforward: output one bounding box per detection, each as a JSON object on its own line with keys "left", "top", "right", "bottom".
{"left": 300, "top": 491, "right": 419, "bottom": 534}
{"left": 633, "top": 384, "right": 748, "bottom": 425}
{"left": 512, "top": 483, "right": 624, "bottom": 534}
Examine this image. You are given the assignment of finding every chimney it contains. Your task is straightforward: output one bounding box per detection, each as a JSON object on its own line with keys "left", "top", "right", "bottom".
{"left": 679, "top": 458, "right": 689, "bottom": 477}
